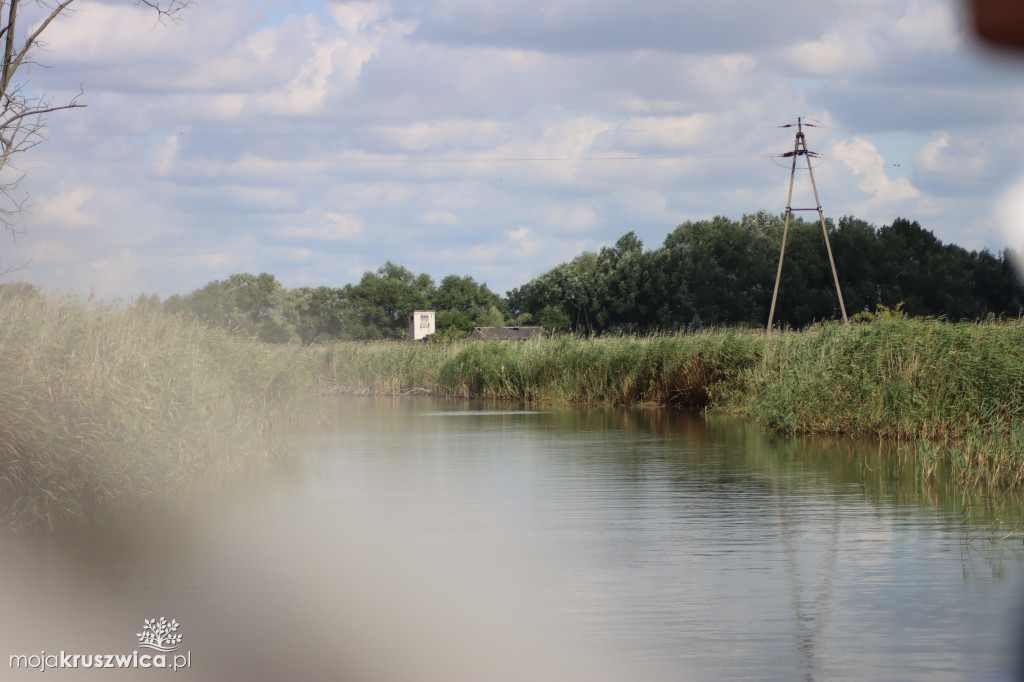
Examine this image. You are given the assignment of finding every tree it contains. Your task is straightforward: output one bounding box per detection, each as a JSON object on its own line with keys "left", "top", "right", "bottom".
{"left": 830, "top": 216, "right": 879, "bottom": 317}
{"left": 0, "top": 0, "right": 189, "bottom": 246}
{"left": 169, "top": 272, "right": 298, "bottom": 343}
{"left": 875, "top": 218, "right": 955, "bottom": 317}
{"left": 287, "top": 285, "right": 349, "bottom": 344}
{"left": 593, "top": 231, "right": 654, "bottom": 334}
{"left": 509, "top": 252, "right": 599, "bottom": 335}
{"left": 973, "top": 249, "right": 1024, "bottom": 317}
{"left": 345, "top": 262, "right": 435, "bottom": 339}
{"left": 653, "top": 217, "right": 759, "bottom": 328}
{"left": 432, "top": 274, "right": 508, "bottom": 332}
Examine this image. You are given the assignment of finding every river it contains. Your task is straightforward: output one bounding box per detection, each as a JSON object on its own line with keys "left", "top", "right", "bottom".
{"left": 3, "top": 397, "right": 1024, "bottom": 681}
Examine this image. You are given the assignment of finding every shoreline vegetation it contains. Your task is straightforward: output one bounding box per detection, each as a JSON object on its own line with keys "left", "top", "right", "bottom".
{"left": 2, "top": 290, "right": 1023, "bottom": 531}
{"left": 0, "top": 290, "right": 319, "bottom": 532}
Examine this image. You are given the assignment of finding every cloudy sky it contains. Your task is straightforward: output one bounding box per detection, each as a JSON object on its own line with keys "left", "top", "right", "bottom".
{"left": 2, "top": 0, "right": 1024, "bottom": 299}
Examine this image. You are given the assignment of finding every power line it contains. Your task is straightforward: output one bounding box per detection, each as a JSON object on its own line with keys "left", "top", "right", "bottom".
{"left": 43, "top": 123, "right": 784, "bottom": 139}
{"left": 812, "top": 152, "right": 996, "bottom": 183}
{"left": 24, "top": 152, "right": 778, "bottom": 164}
{"left": 26, "top": 118, "right": 1004, "bottom": 183}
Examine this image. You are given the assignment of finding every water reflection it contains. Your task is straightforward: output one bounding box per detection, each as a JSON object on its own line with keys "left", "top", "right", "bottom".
{"left": 2, "top": 397, "right": 1023, "bottom": 681}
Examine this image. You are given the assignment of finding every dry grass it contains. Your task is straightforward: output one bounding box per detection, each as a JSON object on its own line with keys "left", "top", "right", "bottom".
{"left": 0, "top": 289, "right": 320, "bottom": 531}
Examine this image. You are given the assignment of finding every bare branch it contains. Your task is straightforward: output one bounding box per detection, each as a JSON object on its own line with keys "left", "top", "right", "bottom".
{"left": 4, "top": 0, "right": 75, "bottom": 97}
{"left": 0, "top": 0, "right": 191, "bottom": 253}
{"left": 1, "top": 100, "right": 85, "bottom": 130}
{"left": 136, "top": 0, "right": 193, "bottom": 24}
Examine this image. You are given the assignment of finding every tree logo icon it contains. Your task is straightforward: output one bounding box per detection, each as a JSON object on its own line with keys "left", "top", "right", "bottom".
{"left": 136, "top": 617, "right": 183, "bottom": 652}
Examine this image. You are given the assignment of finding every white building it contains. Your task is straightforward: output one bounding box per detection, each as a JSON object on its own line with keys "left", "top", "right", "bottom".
{"left": 410, "top": 309, "right": 436, "bottom": 341}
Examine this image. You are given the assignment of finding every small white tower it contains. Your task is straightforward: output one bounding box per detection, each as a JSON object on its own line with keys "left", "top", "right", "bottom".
{"left": 410, "top": 309, "right": 436, "bottom": 341}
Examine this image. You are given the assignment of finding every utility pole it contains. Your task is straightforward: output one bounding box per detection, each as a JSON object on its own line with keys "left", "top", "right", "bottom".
{"left": 766, "top": 117, "right": 849, "bottom": 332}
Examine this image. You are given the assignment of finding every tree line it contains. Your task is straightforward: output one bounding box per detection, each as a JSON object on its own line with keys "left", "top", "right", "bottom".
{"left": 151, "top": 263, "right": 513, "bottom": 343}
{"left": 509, "top": 211, "right": 1024, "bottom": 333}
{"left": 128, "top": 211, "right": 1023, "bottom": 342}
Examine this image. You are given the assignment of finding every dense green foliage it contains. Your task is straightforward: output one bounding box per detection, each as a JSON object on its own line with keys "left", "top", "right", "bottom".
{"left": 509, "top": 212, "right": 1024, "bottom": 333}
{"left": 432, "top": 331, "right": 760, "bottom": 405}
{"left": 163, "top": 263, "right": 509, "bottom": 343}
{"left": 159, "top": 212, "right": 1022, "bottom": 343}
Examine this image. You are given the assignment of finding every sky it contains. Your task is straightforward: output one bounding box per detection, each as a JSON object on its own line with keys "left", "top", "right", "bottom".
{"left": 3, "top": 0, "right": 1024, "bottom": 300}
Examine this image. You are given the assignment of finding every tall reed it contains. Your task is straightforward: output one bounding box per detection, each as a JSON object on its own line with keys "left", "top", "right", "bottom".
{"left": 432, "top": 330, "right": 762, "bottom": 405}
{"left": 0, "top": 290, "right": 319, "bottom": 531}
{"left": 741, "top": 317, "right": 1024, "bottom": 438}
{"left": 735, "top": 317, "right": 1024, "bottom": 488}
{"left": 318, "top": 317, "right": 1024, "bottom": 489}
{"left": 315, "top": 331, "right": 764, "bottom": 405}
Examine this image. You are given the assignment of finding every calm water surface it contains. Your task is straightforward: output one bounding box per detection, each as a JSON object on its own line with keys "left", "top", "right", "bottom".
{"left": 3, "top": 397, "right": 1024, "bottom": 681}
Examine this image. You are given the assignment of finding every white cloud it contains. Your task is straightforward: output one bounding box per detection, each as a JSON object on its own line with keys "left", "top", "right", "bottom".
{"left": 269, "top": 35, "right": 348, "bottom": 115}
{"left": 154, "top": 134, "right": 181, "bottom": 175}
{"left": 915, "top": 132, "right": 994, "bottom": 180}
{"left": 547, "top": 205, "right": 599, "bottom": 233}
{"left": 421, "top": 211, "right": 458, "bottom": 224}
{"left": 194, "top": 253, "right": 234, "bottom": 272}
{"left": 80, "top": 249, "right": 141, "bottom": 298}
{"left": 325, "top": 1, "right": 392, "bottom": 36}
{"left": 285, "top": 247, "right": 313, "bottom": 262}
{"left": 890, "top": 0, "right": 961, "bottom": 52}
{"left": 224, "top": 186, "right": 297, "bottom": 210}
{"left": 35, "top": 188, "right": 96, "bottom": 230}
{"left": 786, "top": 29, "right": 878, "bottom": 75}
{"left": 508, "top": 226, "right": 539, "bottom": 257}
{"left": 282, "top": 212, "right": 365, "bottom": 240}
{"left": 831, "top": 137, "right": 920, "bottom": 208}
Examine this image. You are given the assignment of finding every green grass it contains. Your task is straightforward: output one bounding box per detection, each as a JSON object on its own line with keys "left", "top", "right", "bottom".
{"left": 742, "top": 317, "right": 1024, "bottom": 439}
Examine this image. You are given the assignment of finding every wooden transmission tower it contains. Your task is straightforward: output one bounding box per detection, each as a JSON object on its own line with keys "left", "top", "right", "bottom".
{"left": 766, "top": 118, "right": 849, "bottom": 331}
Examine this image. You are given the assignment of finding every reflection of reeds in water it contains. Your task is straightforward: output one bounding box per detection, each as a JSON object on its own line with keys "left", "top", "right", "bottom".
{"left": 0, "top": 290, "right": 319, "bottom": 531}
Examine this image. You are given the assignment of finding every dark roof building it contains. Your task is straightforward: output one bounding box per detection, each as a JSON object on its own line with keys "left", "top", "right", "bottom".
{"left": 468, "top": 326, "right": 545, "bottom": 341}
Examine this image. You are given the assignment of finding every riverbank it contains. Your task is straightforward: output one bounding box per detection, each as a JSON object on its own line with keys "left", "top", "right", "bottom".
{"left": 320, "top": 317, "right": 1024, "bottom": 489}
{"left": 3, "top": 290, "right": 1022, "bottom": 530}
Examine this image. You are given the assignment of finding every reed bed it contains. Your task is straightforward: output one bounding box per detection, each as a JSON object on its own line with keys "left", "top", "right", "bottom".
{"left": 0, "top": 290, "right": 320, "bottom": 531}
{"left": 743, "top": 317, "right": 1024, "bottom": 439}
{"left": 317, "top": 341, "right": 456, "bottom": 395}
{"left": 5, "top": 289, "right": 1024, "bottom": 531}
{"left": 430, "top": 330, "right": 763, "bottom": 405}
{"left": 734, "top": 317, "right": 1024, "bottom": 489}
{"left": 319, "top": 317, "right": 1024, "bottom": 490}
{"left": 315, "top": 331, "right": 764, "bottom": 406}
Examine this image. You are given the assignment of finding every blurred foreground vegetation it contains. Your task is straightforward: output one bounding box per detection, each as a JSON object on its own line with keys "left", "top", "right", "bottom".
{"left": 0, "top": 287, "right": 320, "bottom": 531}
